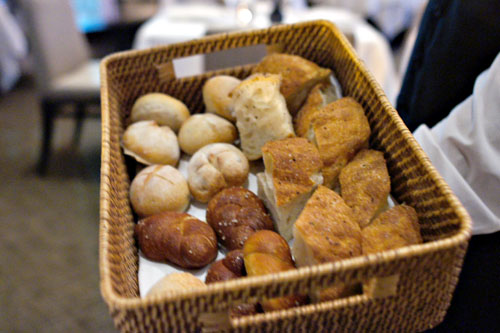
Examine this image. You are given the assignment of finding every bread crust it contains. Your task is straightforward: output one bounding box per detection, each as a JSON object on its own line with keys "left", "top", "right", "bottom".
{"left": 188, "top": 144, "right": 249, "bottom": 203}
{"left": 146, "top": 272, "right": 206, "bottom": 297}
{"left": 362, "top": 205, "right": 422, "bottom": 254}
{"left": 206, "top": 187, "right": 273, "bottom": 250}
{"left": 135, "top": 212, "right": 218, "bottom": 268}
{"left": 252, "top": 53, "right": 331, "bottom": 115}
{"left": 339, "top": 149, "right": 391, "bottom": 228}
{"left": 308, "top": 97, "right": 371, "bottom": 188}
{"left": 261, "top": 137, "right": 323, "bottom": 207}
{"left": 202, "top": 75, "right": 241, "bottom": 121}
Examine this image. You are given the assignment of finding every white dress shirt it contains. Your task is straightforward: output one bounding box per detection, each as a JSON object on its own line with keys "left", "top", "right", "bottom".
{"left": 413, "top": 52, "right": 500, "bottom": 235}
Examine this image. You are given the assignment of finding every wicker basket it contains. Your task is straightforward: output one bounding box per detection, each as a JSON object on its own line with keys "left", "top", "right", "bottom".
{"left": 99, "top": 20, "right": 471, "bottom": 332}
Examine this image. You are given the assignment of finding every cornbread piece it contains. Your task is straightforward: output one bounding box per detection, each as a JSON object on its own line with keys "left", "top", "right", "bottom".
{"left": 292, "top": 185, "right": 362, "bottom": 301}
{"left": 362, "top": 205, "right": 422, "bottom": 254}
{"left": 294, "top": 82, "right": 340, "bottom": 137}
{"left": 306, "top": 97, "right": 371, "bottom": 188}
{"left": 252, "top": 53, "right": 332, "bottom": 115}
{"left": 230, "top": 73, "right": 295, "bottom": 160}
{"left": 257, "top": 137, "right": 323, "bottom": 240}
{"left": 339, "top": 149, "right": 391, "bottom": 228}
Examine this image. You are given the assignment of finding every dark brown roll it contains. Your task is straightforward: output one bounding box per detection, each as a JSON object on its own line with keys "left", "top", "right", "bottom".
{"left": 135, "top": 211, "right": 218, "bottom": 269}
{"left": 206, "top": 187, "right": 274, "bottom": 250}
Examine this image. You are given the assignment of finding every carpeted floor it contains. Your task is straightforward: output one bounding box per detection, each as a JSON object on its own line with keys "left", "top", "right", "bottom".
{"left": 0, "top": 77, "right": 116, "bottom": 332}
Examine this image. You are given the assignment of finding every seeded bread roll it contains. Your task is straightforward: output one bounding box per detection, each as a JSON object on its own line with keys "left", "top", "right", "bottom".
{"left": 130, "top": 93, "right": 190, "bottom": 132}
{"left": 178, "top": 114, "right": 237, "bottom": 155}
{"left": 130, "top": 165, "right": 189, "bottom": 217}
{"left": 203, "top": 75, "right": 241, "bottom": 121}
{"left": 122, "top": 120, "right": 180, "bottom": 166}
{"left": 206, "top": 187, "right": 274, "bottom": 250}
{"left": 230, "top": 73, "right": 295, "bottom": 160}
{"left": 135, "top": 211, "right": 218, "bottom": 268}
{"left": 188, "top": 144, "right": 249, "bottom": 203}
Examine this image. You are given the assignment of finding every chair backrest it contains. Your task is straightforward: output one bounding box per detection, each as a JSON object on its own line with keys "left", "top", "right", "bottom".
{"left": 21, "top": 0, "right": 90, "bottom": 92}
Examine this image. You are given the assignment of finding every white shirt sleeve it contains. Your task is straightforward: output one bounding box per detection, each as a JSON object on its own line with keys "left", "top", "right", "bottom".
{"left": 412, "top": 52, "right": 500, "bottom": 235}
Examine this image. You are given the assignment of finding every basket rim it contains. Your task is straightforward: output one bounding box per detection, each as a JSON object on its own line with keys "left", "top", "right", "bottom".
{"left": 99, "top": 19, "right": 472, "bottom": 310}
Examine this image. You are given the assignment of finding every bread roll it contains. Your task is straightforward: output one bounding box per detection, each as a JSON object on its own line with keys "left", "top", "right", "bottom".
{"left": 205, "top": 249, "right": 245, "bottom": 283}
{"left": 188, "top": 144, "right": 249, "bottom": 203}
{"left": 230, "top": 73, "right": 295, "bottom": 160}
{"left": 178, "top": 114, "right": 237, "bottom": 155}
{"left": 362, "top": 205, "right": 422, "bottom": 254}
{"left": 135, "top": 211, "right": 218, "bottom": 268}
{"left": 257, "top": 138, "right": 323, "bottom": 241}
{"left": 252, "top": 53, "right": 332, "bottom": 115}
{"left": 305, "top": 97, "right": 371, "bottom": 188}
{"left": 147, "top": 272, "right": 206, "bottom": 297}
{"left": 294, "top": 82, "right": 340, "bottom": 137}
{"left": 292, "top": 186, "right": 362, "bottom": 302}
{"left": 203, "top": 75, "right": 241, "bottom": 121}
{"left": 130, "top": 165, "right": 189, "bottom": 217}
{"left": 205, "top": 250, "right": 258, "bottom": 317}
{"left": 243, "top": 230, "right": 306, "bottom": 312}
{"left": 339, "top": 149, "right": 391, "bottom": 228}
{"left": 206, "top": 187, "right": 273, "bottom": 250}
{"left": 130, "top": 93, "right": 190, "bottom": 132}
{"left": 122, "top": 120, "right": 180, "bottom": 166}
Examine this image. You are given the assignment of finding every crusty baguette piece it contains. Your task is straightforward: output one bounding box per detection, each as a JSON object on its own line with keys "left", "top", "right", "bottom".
{"left": 243, "top": 230, "right": 306, "bottom": 312}
{"left": 230, "top": 73, "right": 295, "bottom": 160}
{"left": 135, "top": 212, "right": 218, "bottom": 268}
{"left": 292, "top": 186, "right": 362, "bottom": 301}
{"left": 305, "top": 97, "right": 371, "bottom": 188}
{"left": 362, "top": 205, "right": 422, "bottom": 254}
{"left": 252, "top": 53, "right": 332, "bottom": 115}
{"left": 257, "top": 137, "right": 323, "bottom": 240}
{"left": 146, "top": 272, "right": 206, "bottom": 297}
{"left": 294, "top": 82, "right": 340, "bottom": 137}
{"left": 206, "top": 187, "right": 273, "bottom": 250}
{"left": 339, "top": 149, "right": 391, "bottom": 228}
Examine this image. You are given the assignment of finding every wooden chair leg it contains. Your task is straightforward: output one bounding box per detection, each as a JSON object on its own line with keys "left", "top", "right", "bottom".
{"left": 37, "top": 99, "right": 56, "bottom": 175}
{"left": 72, "top": 103, "right": 85, "bottom": 147}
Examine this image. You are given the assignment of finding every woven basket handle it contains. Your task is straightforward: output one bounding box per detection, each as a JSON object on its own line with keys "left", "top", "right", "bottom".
{"left": 155, "top": 43, "right": 284, "bottom": 82}
{"left": 197, "top": 272, "right": 400, "bottom": 332}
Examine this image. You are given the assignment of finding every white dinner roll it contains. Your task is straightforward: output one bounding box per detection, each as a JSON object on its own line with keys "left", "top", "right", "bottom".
{"left": 146, "top": 272, "right": 206, "bottom": 297}
{"left": 188, "top": 143, "right": 249, "bottom": 203}
{"left": 130, "top": 93, "right": 190, "bottom": 132}
{"left": 130, "top": 164, "right": 190, "bottom": 217}
{"left": 178, "top": 114, "right": 237, "bottom": 155}
{"left": 202, "top": 75, "right": 241, "bottom": 121}
{"left": 122, "top": 120, "right": 180, "bottom": 166}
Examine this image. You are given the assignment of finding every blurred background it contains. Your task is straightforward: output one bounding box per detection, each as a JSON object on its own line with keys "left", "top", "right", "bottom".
{"left": 0, "top": 0, "right": 427, "bottom": 331}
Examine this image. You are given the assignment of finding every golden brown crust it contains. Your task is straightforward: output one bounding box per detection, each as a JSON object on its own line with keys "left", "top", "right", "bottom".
{"left": 261, "top": 138, "right": 323, "bottom": 207}
{"left": 135, "top": 212, "right": 218, "bottom": 268}
{"left": 243, "top": 230, "right": 306, "bottom": 312}
{"left": 339, "top": 149, "right": 391, "bottom": 228}
{"left": 205, "top": 249, "right": 245, "bottom": 283}
{"left": 146, "top": 272, "right": 206, "bottom": 297}
{"left": 294, "top": 83, "right": 326, "bottom": 137}
{"left": 252, "top": 53, "right": 331, "bottom": 115}
{"left": 293, "top": 186, "right": 362, "bottom": 265}
{"left": 311, "top": 97, "right": 371, "bottom": 188}
{"left": 207, "top": 187, "right": 274, "bottom": 250}
{"left": 362, "top": 205, "right": 422, "bottom": 254}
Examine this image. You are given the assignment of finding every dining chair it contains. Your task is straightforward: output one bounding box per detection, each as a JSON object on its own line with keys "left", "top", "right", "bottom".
{"left": 21, "top": 0, "right": 100, "bottom": 175}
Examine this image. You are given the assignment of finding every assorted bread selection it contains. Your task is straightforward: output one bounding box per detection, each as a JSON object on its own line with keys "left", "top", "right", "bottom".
{"left": 122, "top": 53, "right": 423, "bottom": 313}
